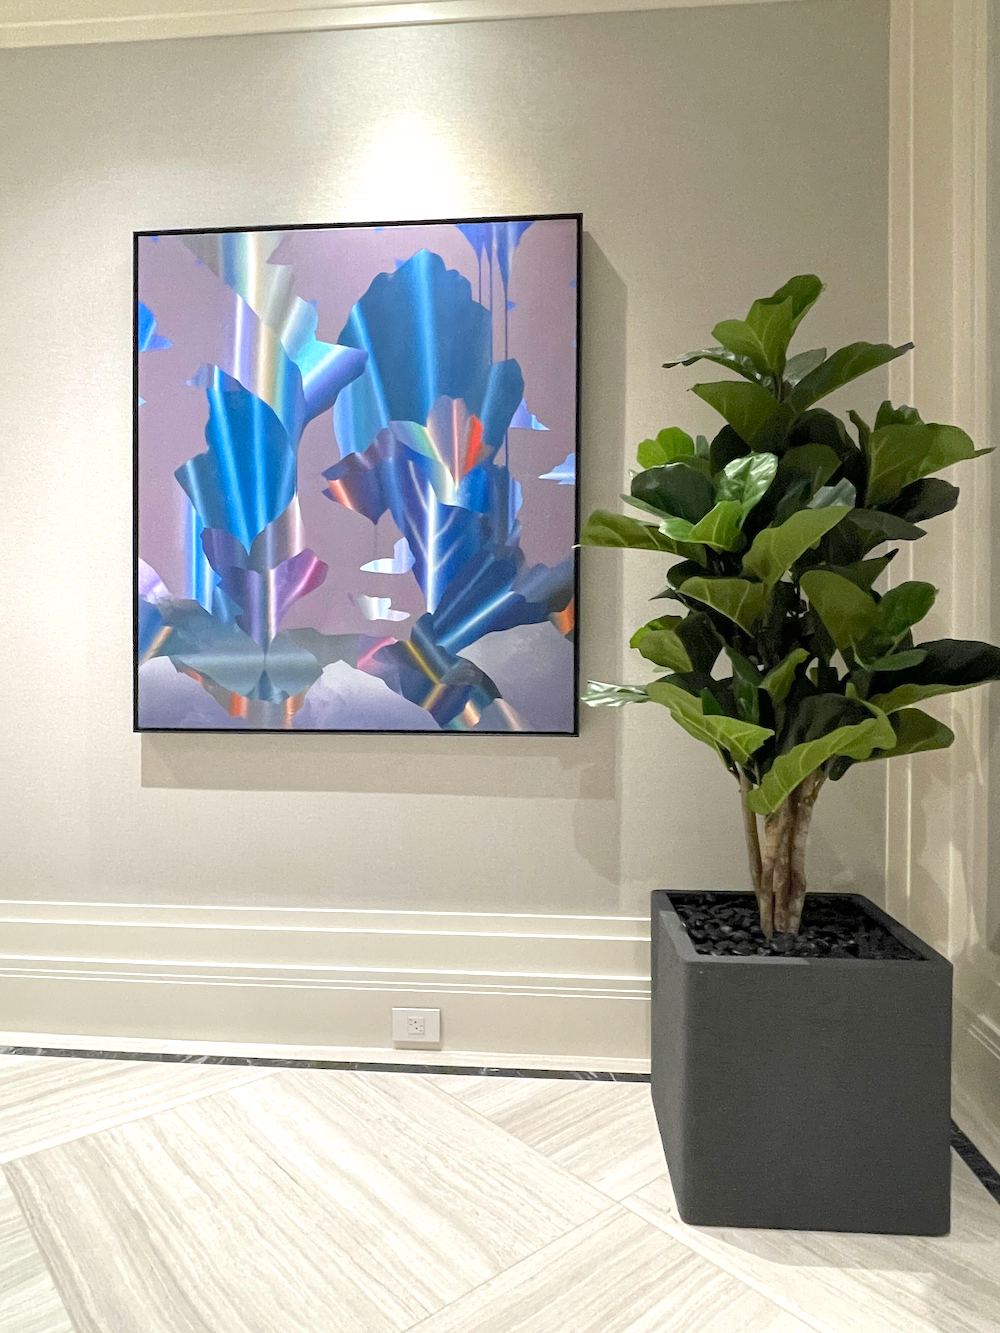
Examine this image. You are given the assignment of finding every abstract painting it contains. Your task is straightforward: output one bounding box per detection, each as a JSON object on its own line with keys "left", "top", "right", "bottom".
{"left": 134, "top": 214, "right": 580, "bottom": 733}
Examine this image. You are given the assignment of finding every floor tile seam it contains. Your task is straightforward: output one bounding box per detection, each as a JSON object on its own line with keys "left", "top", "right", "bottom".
{"left": 0, "top": 1069, "right": 276, "bottom": 1165}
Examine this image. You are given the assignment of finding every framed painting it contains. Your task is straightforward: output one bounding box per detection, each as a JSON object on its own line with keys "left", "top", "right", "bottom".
{"left": 134, "top": 213, "right": 580, "bottom": 733}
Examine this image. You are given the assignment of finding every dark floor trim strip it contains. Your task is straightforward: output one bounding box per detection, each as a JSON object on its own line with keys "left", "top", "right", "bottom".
{"left": 949, "top": 1123, "right": 1000, "bottom": 1205}
{"left": 0, "top": 1044, "right": 648, "bottom": 1082}
{"left": 3, "top": 1044, "right": 997, "bottom": 1206}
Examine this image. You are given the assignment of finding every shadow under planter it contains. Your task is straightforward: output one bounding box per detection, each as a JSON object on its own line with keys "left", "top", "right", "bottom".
{"left": 650, "top": 890, "right": 953, "bottom": 1235}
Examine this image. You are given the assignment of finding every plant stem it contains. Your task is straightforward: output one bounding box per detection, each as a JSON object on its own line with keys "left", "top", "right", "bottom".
{"left": 786, "top": 772, "right": 824, "bottom": 933}
{"left": 739, "top": 772, "right": 765, "bottom": 920}
{"left": 770, "top": 797, "right": 797, "bottom": 933}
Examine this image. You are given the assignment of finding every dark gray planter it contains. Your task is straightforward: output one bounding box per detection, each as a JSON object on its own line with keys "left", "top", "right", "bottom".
{"left": 650, "top": 890, "right": 953, "bottom": 1235}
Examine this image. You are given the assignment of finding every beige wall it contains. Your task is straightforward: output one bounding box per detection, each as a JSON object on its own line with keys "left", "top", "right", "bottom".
{"left": 0, "top": 0, "right": 891, "bottom": 1051}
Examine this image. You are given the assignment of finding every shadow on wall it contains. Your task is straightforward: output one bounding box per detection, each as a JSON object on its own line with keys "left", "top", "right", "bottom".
{"left": 141, "top": 232, "right": 628, "bottom": 811}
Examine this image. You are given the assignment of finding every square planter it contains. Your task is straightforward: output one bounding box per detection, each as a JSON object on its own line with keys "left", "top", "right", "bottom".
{"left": 650, "top": 890, "right": 953, "bottom": 1234}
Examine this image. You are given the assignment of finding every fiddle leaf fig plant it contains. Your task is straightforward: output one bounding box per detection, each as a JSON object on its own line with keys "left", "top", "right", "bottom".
{"left": 583, "top": 275, "right": 1000, "bottom": 937}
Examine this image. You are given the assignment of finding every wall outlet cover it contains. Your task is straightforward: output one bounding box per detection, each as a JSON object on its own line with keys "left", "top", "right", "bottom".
{"left": 391, "top": 1007, "right": 442, "bottom": 1047}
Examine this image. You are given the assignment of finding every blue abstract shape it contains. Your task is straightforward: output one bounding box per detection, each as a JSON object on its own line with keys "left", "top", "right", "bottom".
{"left": 137, "top": 302, "right": 171, "bottom": 352}
{"left": 333, "top": 250, "right": 523, "bottom": 455}
{"left": 511, "top": 400, "right": 549, "bottom": 431}
{"left": 175, "top": 370, "right": 296, "bottom": 550}
{"left": 539, "top": 452, "right": 576, "bottom": 485}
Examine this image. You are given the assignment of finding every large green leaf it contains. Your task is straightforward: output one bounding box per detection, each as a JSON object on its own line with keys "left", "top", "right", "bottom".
{"left": 822, "top": 554, "right": 896, "bottom": 591}
{"left": 663, "top": 346, "right": 761, "bottom": 384}
{"left": 636, "top": 427, "right": 696, "bottom": 469}
{"left": 800, "top": 569, "right": 878, "bottom": 650}
{"left": 715, "top": 452, "right": 779, "bottom": 514}
{"left": 785, "top": 348, "right": 827, "bottom": 386}
{"left": 747, "top": 710, "right": 895, "bottom": 813}
{"left": 659, "top": 501, "right": 745, "bottom": 551}
{"left": 630, "top": 616, "right": 692, "bottom": 672}
{"left": 884, "top": 477, "right": 959, "bottom": 524}
{"left": 646, "top": 680, "right": 773, "bottom": 765}
{"left": 581, "top": 509, "right": 699, "bottom": 556}
{"left": 581, "top": 681, "right": 651, "bottom": 708}
{"left": 869, "top": 639, "right": 1000, "bottom": 712}
{"left": 877, "top": 581, "right": 936, "bottom": 639}
{"left": 855, "top": 707, "right": 954, "bottom": 761}
{"left": 678, "top": 576, "right": 768, "bottom": 632}
{"left": 711, "top": 318, "right": 777, "bottom": 375}
{"left": 787, "top": 341, "right": 913, "bottom": 412}
{"left": 692, "top": 380, "right": 788, "bottom": 446}
{"left": 742, "top": 506, "right": 852, "bottom": 587}
{"left": 866, "top": 421, "right": 990, "bottom": 504}
{"left": 764, "top": 274, "right": 824, "bottom": 334}
{"left": 761, "top": 648, "right": 810, "bottom": 705}
{"left": 631, "top": 463, "right": 715, "bottom": 522}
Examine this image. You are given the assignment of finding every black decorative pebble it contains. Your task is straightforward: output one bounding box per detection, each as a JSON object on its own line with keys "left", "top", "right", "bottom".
{"left": 671, "top": 892, "right": 920, "bottom": 961}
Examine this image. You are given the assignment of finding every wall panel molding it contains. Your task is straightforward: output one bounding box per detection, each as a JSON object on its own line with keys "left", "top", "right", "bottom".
{"left": 887, "top": 0, "right": 999, "bottom": 1155}
{"left": 0, "top": 0, "right": 806, "bottom": 50}
{"left": 0, "top": 901, "right": 651, "bottom": 1061}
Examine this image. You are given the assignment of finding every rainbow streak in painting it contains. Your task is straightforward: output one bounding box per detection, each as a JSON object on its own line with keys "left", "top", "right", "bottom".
{"left": 136, "top": 217, "right": 579, "bottom": 732}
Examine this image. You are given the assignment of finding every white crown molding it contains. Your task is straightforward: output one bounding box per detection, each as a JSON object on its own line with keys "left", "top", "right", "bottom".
{"left": 0, "top": 0, "right": 806, "bottom": 51}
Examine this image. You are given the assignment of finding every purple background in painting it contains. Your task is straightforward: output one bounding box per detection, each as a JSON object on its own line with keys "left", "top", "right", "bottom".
{"left": 137, "top": 219, "right": 577, "bottom": 642}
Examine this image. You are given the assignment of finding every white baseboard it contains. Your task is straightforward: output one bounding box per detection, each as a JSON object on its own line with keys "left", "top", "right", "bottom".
{"left": 0, "top": 901, "right": 651, "bottom": 1064}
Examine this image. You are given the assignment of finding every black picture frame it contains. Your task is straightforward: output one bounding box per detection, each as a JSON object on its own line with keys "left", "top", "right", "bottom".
{"left": 133, "top": 211, "right": 582, "bottom": 736}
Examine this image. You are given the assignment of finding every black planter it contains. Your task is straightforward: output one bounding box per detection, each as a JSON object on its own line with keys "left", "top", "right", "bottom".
{"left": 650, "top": 890, "right": 953, "bottom": 1235}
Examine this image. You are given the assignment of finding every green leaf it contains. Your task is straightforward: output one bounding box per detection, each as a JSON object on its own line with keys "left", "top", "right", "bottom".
{"left": 582, "top": 681, "right": 650, "bottom": 708}
{"left": 630, "top": 617, "right": 692, "bottom": 672}
{"left": 761, "top": 648, "right": 810, "bottom": 705}
{"left": 715, "top": 452, "right": 778, "bottom": 515}
{"left": 742, "top": 506, "right": 852, "bottom": 587}
{"left": 807, "top": 478, "right": 856, "bottom": 509}
{"left": 747, "top": 711, "right": 895, "bottom": 814}
{"left": 855, "top": 707, "right": 954, "bottom": 761}
{"left": 866, "top": 421, "right": 990, "bottom": 505}
{"left": 711, "top": 319, "right": 774, "bottom": 374}
{"left": 678, "top": 576, "right": 769, "bottom": 633}
{"left": 764, "top": 274, "right": 824, "bottom": 334}
{"left": 800, "top": 569, "right": 878, "bottom": 650}
{"left": 631, "top": 463, "right": 715, "bottom": 523}
{"left": 884, "top": 477, "right": 959, "bottom": 524}
{"left": 823, "top": 554, "right": 896, "bottom": 591}
{"left": 787, "top": 341, "right": 913, "bottom": 412}
{"left": 848, "top": 410, "right": 870, "bottom": 451}
{"left": 877, "top": 581, "right": 936, "bottom": 639}
{"left": 692, "top": 380, "right": 788, "bottom": 447}
{"left": 874, "top": 400, "right": 923, "bottom": 430}
{"left": 725, "top": 646, "right": 762, "bottom": 723}
{"left": 869, "top": 639, "right": 1000, "bottom": 712}
{"left": 663, "top": 346, "right": 762, "bottom": 384}
{"left": 862, "top": 648, "right": 927, "bottom": 672}
{"left": 685, "top": 501, "right": 746, "bottom": 550}
{"left": 847, "top": 508, "right": 926, "bottom": 549}
{"left": 636, "top": 427, "right": 696, "bottom": 469}
{"left": 581, "top": 509, "right": 698, "bottom": 556}
{"left": 784, "top": 348, "right": 827, "bottom": 386}
{"left": 708, "top": 426, "right": 750, "bottom": 474}
{"left": 646, "top": 680, "right": 773, "bottom": 766}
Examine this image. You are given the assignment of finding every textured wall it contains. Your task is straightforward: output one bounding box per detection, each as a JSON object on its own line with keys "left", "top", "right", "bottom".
{"left": 0, "top": 0, "right": 889, "bottom": 915}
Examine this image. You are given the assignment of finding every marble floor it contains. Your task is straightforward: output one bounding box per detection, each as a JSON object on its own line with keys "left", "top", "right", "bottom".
{"left": 1, "top": 1055, "right": 998, "bottom": 1332}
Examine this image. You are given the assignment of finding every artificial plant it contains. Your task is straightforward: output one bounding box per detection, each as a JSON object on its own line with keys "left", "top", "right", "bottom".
{"left": 582, "top": 275, "right": 1000, "bottom": 937}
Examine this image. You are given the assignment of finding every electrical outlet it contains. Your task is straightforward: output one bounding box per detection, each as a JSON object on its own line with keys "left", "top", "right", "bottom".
{"left": 392, "top": 1007, "right": 441, "bottom": 1047}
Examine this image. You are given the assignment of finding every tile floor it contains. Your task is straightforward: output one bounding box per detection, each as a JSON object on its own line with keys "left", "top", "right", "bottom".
{"left": 1, "top": 1054, "right": 998, "bottom": 1332}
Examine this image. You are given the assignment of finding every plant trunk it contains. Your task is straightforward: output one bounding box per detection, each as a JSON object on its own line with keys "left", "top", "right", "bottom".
{"left": 749, "top": 773, "right": 825, "bottom": 937}
{"left": 739, "top": 773, "right": 765, "bottom": 924}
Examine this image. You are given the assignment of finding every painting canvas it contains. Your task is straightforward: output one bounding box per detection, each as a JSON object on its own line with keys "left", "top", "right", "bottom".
{"left": 134, "top": 214, "right": 580, "bottom": 733}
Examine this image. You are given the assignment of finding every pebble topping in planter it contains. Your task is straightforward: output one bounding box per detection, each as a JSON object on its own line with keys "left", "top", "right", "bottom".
{"left": 671, "top": 893, "right": 919, "bottom": 960}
